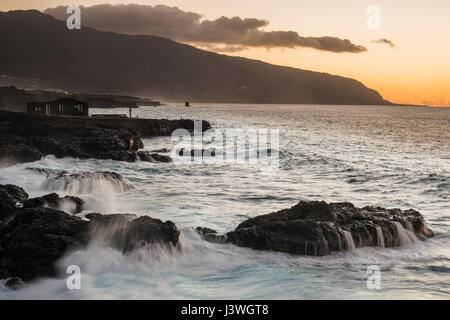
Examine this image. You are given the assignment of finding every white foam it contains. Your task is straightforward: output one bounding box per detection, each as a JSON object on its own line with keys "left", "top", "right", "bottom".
{"left": 342, "top": 230, "right": 356, "bottom": 250}
{"left": 394, "top": 222, "right": 419, "bottom": 246}
{"left": 6, "top": 228, "right": 254, "bottom": 299}
{"left": 376, "top": 226, "right": 385, "bottom": 248}
{"left": 41, "top": 172, "right": 131, "bottom": 195}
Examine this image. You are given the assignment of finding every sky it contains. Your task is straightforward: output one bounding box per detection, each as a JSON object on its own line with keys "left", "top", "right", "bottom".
{"left": 1, "top": 0, "right": 450, "bottom": 107}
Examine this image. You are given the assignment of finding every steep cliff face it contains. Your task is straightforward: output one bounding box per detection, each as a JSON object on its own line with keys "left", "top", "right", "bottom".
{"left": 0, "top": 10, "right": 390, "bottom": 105}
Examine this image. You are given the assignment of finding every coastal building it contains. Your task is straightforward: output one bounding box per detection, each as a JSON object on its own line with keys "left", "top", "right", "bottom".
{"left": 27, "top": 98, "right": 89, "bottom": 117}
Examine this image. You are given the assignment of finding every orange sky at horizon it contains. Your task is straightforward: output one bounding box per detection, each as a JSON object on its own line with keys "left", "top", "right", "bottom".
{"left": 225, "top": 45, "right": 450, "bottom": 107}
{"left": 1, "top": 0, "right": 449, "bottom": 107}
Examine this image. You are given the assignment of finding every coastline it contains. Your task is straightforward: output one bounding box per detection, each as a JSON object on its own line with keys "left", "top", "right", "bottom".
{"left": 0, "top": 104, "right": 448, "bottom": 299}
{"left": 0, "top": 110, "right": 211, "bottom": 165}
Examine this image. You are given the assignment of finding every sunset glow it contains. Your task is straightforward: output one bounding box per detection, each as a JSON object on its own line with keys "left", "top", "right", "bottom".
{"left": 1, "top": 0, "right": 449, "bottom": 106}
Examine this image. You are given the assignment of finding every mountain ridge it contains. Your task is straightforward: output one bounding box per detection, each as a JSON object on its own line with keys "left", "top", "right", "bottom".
{"left": 0, "top": 10, "right": 391, "bottom": 105}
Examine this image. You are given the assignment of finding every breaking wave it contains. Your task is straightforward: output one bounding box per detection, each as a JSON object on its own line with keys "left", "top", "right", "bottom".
{"left": 40, "top": 170, "right": 133, "bottom": 194}
{"left": 0, "top": 104, "right": 449, "bottom": 299}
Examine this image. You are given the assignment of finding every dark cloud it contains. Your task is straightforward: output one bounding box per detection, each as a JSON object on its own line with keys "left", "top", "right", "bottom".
{"left": 372, "top": 38, "right": 397, "bottom": 48}
{"left": 45, "top": 4, "right": 366, "bottom": 53}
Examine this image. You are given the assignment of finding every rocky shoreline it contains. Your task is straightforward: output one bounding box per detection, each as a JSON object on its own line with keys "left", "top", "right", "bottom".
{"left": 0, "top": 183, "right": 180, "bottom": 283}
{"left": 26, "top": 168, "right": 134, "bottom": 193}
{"left": 198, "top": 201, "right": 434, "bottom": 256}
{"left": 0, "top": 110, "right": 210, "bottom": 165}
{"left": 0, "top": 179, "right": 434, "bottom": 288}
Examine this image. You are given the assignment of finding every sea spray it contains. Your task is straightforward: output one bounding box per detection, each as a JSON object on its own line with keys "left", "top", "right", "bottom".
{"left": 6, "top": 228, "right": 256, "bottom": 299}
{"left": 0, "top": 104, "right": 446, "bottom": 300}
{"left": 342, "top": 230, "right": 356, "bottom": 250}
{"left": 41, "top": 171, "right": 132, "bottom": 194}
{"left": 376, "top": 226, "right": 385, "bottom": 248}
{"left": 405, "top": 221, "right": 414, "bottom": 232}
{"left": 26, "top": 169, "right": 135, "bottom": 213}
{"left": 337, "top": 235, "right": 342, "bottom": 251}
{"left": 394, "top": 222, "right": 419, "bottom": 246}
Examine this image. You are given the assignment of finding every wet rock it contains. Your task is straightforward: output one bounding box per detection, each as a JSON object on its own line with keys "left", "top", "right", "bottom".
{"left": 0, "top": 207, "right": 89, "bottom": 281}
{"left": 26, "top": 167, "right": 58, "bottom": 175}
{"left": 0, "top": 184, "right": 28, "bottom": 223}
{"left": 87, "top": 214, "right": 180, "bottom": 252}
{"left": 224, "top": 201, "right": 434, "bottom": 256}
{"left": 196, "top": 227, "right": 227, "bottom": 244}
{"left": 204, "top": 233, "right": 227, "bottom": 244}
{"left": 0, "top": 145, "right": 43, "bottom": 164}
{"left": 0, "top": 111, "right": 143, "bottom": 165}
{"left": 88, "top": 118, "right": 211, "bottom": 138}
{"left": 0, "top": 111, "right": 211, "bottom": 165}
{"left": 150, "top": 148, "right": 170, "bottom": 153}
{"left": 137, "top": 151, "right": 172, "bottom": 163}
{"left": 23, "top": 193, "right": 84, "bottom": 215}
{"left": 176, "top": 148, "right": 216, "bottom": 157}
{"left": 4, "top": 277, "right": 23, "bottom": 290}
{"left": 40, "top": 170, "right": 133, "bottom": 193}
{"left": 0, "top": 185, "right": 181, "bottom": 281}
{"left": 196, "top": 227, "right": 218, "bottom": 236}
{"left": 85, "top": 212, "right": 137, "bottom": 221}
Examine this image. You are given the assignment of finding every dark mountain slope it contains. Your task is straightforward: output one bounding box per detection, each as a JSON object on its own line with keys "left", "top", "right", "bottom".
{"left": 0, "top": 10, "right": 389, "bottom": 105}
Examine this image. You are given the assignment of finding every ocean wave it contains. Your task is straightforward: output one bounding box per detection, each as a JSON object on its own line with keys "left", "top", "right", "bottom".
{"left": 3, "top": 227, "right": 448, "bottom": 299}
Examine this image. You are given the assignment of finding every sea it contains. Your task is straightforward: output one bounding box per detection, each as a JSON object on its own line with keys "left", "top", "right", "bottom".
{"left": 0, "top": 104, "right": 449, "bottom": 299}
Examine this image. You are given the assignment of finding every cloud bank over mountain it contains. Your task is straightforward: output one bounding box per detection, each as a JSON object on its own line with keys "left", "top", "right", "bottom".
{"left": 0, "top": 10, "right": 388, "bottom": 105}
{"left": 44, "top": 4, "right": 366, "bottom": 53}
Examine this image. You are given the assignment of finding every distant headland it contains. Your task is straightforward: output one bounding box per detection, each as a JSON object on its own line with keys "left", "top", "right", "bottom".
{"left": 0, "top": 10, "right": 391, "bottom": 106}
